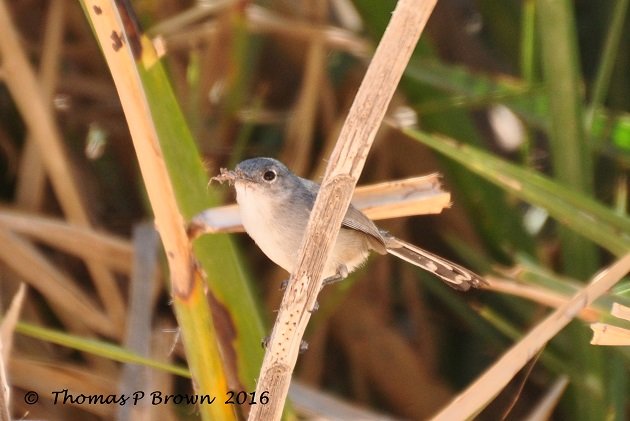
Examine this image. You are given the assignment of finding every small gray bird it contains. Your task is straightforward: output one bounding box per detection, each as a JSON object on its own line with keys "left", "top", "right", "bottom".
{"left": 212, "top": 157, "right": 485, "bottom": 291}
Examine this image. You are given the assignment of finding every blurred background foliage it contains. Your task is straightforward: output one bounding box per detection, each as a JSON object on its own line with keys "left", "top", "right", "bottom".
{"left": 1, "top": 0, "right": 629, "bottom": 419}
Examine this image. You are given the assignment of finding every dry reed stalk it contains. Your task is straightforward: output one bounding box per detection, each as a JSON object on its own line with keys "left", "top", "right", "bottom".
{"left": 522, "top": 376, "right": 569, "bottom": 421}
{"left": 485, "top": 276, "right": 602, "bottom": 321}
{"left": 159, "top": 5, "right": 369, "bottom": 57}
{"left": 81, "top": 1, "right": 235, "bottom": 419}
{"left": 288, "top": 381, "right": 397, "bottom": 420}
{"left": 15, "top": 0, "right": 66, "bottom": 211}
{"left": 431, "top": 253, "right": 630, "bottom": 420}
{"left": 118, "top": 224, "right": 158, "bottom": 421}
{"left": 246, "top": 5, "right": 370, "bottom": 57}
{"left": 80, "top": 0, "right": 192, "bottom": 297}
{"left": 148, "top": 320, "right": 180, "bottom": 421}
{"left": 0, "top": 285, "right": 26, "bottom": 421}
{"left": 589, "top": 323, "right": 630, "bottom": 346}
{"left": 248, "top": 1, "right": 437, "bottom": 419}
{"left": 612, "top": 302, "right": 630, "bottom": 320}
{"left": 147, "top": 0, "right": 236, "bottom": 36}
{"left": 0, "top": 284, "right": 26, "bottom": 363}
{"left": 590, "top": 303, "right": 630, "bottom": 346}
{"left": 0, "top": 226, "right": 114, "bottom": 337}
{"left": 193, "top": 174, "right": 449, "bottom": 235}
{"left": 0, "top": 0, "right": 125, "bottom": 331}
{"left": 10, "top": 357, "right": 117, "bottom": 418}
{"left": 281, "top": 1, "right": 327, "bottom": 175}
{"left": 0, "top": 208, "right": 133, "bottom": 274}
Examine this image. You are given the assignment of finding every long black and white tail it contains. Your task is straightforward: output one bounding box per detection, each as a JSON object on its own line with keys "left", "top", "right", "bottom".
{"left": 384, "top": 235, "right": 486, "bottom": 291}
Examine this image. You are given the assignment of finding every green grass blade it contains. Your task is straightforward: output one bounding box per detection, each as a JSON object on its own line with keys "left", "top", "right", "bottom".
{"left": 138, "top": 32, "right": 266, "bottom": 391}
{"left": 536, "top": 0, "right": 597, "bottom": 278}
{"left": 520, "top": 0, "right": 537, "bottom": 83}
{"left": 15, "top": 321, "right": 190, "bottom": 378}
{"left": 404, "top": 129, "right": 630, "bottom": 256}
{"left": 405, "top": 58, "right": 630, "bottom": 158}
{"left": 406, "top": 59, "right": 549, "bottom": 129}
{"left": 586, "top": 0, "right": 630, "bottom": 132}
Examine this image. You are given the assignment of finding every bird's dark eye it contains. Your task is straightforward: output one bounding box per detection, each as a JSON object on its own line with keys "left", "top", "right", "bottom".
{"left": 263, "top": 170, "right": 277, "bottom": 182}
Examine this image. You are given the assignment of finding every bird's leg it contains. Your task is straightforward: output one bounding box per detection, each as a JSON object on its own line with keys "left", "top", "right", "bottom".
{"left": 282, "top": 264, "right": 348, "bottom": 292}
{"left": 260, "top": 336, "right": 269, "bottom": 349}
{"left": 308, "top": 265, "right": 349, "bottom": 313}
{"left": 321, "top": 264, "right": 349, "bottom": 287}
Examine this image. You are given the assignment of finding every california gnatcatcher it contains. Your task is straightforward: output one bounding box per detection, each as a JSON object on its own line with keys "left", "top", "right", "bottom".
{"left": 212, "top": 157, "right": 485, "bottom": 291}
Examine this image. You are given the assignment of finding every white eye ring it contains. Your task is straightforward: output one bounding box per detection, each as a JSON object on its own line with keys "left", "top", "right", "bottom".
{"left": 262, "top": 169, "right": 277, "bottom": 182}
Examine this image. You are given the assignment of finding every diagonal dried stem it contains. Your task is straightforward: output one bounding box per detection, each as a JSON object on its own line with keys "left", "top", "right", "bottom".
{"left": 281, "top": 0, "right": 327, "bottom": 174}
{"left": 15, "top": 0, "right": 66, "bottom": 211}
{"left": 0, "top": 286, "right": 20, "bottom": 421}
{"left": 0, "top": 226, "right": 114, "bottom": 337}
{"left": 590, "top": 302, "right": 630, "bottom": 346}
{"left": 249, "top": 1, "right": 437, "bottom": 419}
{"left": 431, "top": 253, "right": 630, "bottom": 420}
{"left": 80, "top": 2, "right": 236, "bottom": 419}
{"left": 0, "top": 208, "right": 133, "bottom": 274}
{"left": 192, "top": 174, "right": 449, "bottom": 235}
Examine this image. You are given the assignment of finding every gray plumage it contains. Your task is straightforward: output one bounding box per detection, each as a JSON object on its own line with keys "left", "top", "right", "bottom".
{"left": 220, "top": 157, "right": 485, "bottom": 291}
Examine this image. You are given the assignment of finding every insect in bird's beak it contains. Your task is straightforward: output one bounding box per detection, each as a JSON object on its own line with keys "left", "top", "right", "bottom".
{"left": 210, "top": 168, "right": 238, "bottom": 185}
